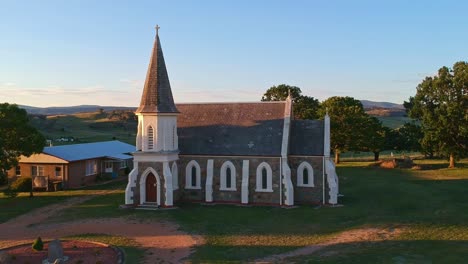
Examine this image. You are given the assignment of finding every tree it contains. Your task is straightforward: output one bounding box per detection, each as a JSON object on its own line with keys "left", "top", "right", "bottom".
{"left": 407, "top": 62, "right": 468, "bottom": 168}
{"left": 261, "top": 84, "right": 320, "bottom": 119}
{"left": 397, "top": 122, "right": 423, "bottom": 153}
{"left": 0, "top": 103, "right": 45, "bottom": 184}
{"left": 318, "top": 96, "right": 369, "bottom": 163}
{"left": 360, "top": 116, "right": 387, "bottom": 161}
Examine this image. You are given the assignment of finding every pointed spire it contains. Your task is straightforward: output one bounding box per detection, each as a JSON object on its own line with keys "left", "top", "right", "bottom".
{"left": 136, "top": 26, "right": 178, "bottom": 114}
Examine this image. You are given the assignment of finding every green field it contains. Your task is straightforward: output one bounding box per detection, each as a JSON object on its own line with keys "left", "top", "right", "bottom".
{"left": 29, "top": 111, "right": 137, "bottom": 145}
{"left": 3, "top": 159, "right": 467, "bottom": 263}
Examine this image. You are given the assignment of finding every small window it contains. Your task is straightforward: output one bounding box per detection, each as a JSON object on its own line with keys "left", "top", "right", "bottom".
{"left": 220, "top": 161, "right": 236, "bottom": 191}
{"left": 15, "top": 166, "right": 21, "bottom": 176}
{"left": 191, "top": 166, "right": 197, "bottom": 187}
{"left": 148, "top": 126, "right": 154, "bottom": 150}
{"left": 55, "top": 166, "right": 62, "bottom": 177}
{"left": 105, "top": 162, "right": 113, "bottom": 170}
{"left": 303, "top": 168, "right": 308, "bottom": 185}
{"left": 185, "top": 160, "right": 201, "bottom": 189}
{"left": 256, "top": 162, "right": 273, "bottom": 192}
{"left": 120, "top": 161, "right": 127, "bottom": 169}
{"left": 32, "top": 165, "right": 44, "bottom": 176}
{"left": 86, "top": 160, "right": 97, "bottom": 176}
{"left": 297, "top": 161, "right": 314, "bottom": 187}
{"left": 262, "top": 168, "right": 268, "bottom": 190}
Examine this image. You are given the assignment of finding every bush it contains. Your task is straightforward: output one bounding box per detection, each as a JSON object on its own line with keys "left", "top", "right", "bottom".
{"left": 32, "top": 237, "right": 43, "bottom": 251}
{"left": 95, "top": 173, "right": 112, "bottom": 182}
{"left": 10, "top": 177, "right": 32, "bottom": 192}
{"left": 2, "top": 186, "right": 18, "bottom": 198}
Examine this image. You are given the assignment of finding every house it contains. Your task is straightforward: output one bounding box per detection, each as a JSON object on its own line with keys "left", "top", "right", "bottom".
{"left": 9, "top": 141, "right": 134, "bottom": 189}
{"left": 124, "top": 27, "right": 339, "bottom": 208}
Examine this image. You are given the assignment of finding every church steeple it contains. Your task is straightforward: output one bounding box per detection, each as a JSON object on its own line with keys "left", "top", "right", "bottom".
{"left": 136, "top": 25, "right": 178, "bottom": 113}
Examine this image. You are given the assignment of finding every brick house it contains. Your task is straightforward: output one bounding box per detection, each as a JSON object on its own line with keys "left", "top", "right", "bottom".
{"left": 9, "top": 141, "right": 134, "bottom": 189}
{"left": 124, "top": 28, "right": 339, "bottom": 208}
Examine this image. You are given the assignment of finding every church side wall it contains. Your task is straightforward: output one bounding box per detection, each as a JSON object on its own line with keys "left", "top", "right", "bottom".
{"left": 178, "top": 156, "right": 281, "bottom": 205}
{"left": 289, "top": 156, "right": 325, "bottom": 205}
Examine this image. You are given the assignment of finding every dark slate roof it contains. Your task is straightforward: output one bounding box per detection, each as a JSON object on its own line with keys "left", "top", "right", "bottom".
{"left": 44, "top": 141, "right": 135, "bottom": 162}
{"left": 176, "top": 102, "right": 286, "bottom": 156}
{"left": 136, "top": 34, "right": 178, "bottom": 114}
{"left": 289, "top": 120, "right": 324, "bottom": 155}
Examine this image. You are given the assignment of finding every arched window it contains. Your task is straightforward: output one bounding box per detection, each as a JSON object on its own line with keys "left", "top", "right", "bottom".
{"left": 297, "top": 161, "right": 314, "bottom": 187}
{"left": 191, "top": 167, "right": 197, "bottom": 187}
{"left": 171, "top": 162, "right": 178, "bottom": 190}
{"left": 185, "top": 160, "right": 201, "bottom": 189}
{"left": 147, "top": 126, "right": 154, "bottom": 150}
{"left": 220, "top": 161, "right": 236, "bottom": 191}
{"left": 256, "top": 162, "right": 273, "bottom": 192}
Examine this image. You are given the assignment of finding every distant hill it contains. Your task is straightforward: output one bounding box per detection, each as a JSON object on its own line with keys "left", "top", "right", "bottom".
{"left": 360, "top": 100, "right": 404, "bottom": 110}
{"left": 19, "top": 105, "right": 136, "bottom": 115}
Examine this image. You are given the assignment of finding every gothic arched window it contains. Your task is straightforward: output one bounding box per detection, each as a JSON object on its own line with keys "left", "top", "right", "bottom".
{"left": 147, "top": 126, "right": 154, "bottom": 150}
{"left": 256, "top": 162, "right": 273, "bottom": 192}
{"left": 297, "top": 161, "right": 314, "bottom": 187}
{"left": 185, "top": 160, "right": 201, "bottom": 189}
{"left": 220, "top": 161, "right": 236, "bottom": 191}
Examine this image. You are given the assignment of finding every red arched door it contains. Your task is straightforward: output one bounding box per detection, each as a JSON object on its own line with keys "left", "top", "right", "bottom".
{"left": 145, "top": 173, "right": 157, "bottom": 203}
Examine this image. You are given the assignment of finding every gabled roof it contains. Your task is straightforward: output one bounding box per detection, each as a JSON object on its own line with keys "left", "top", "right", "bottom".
{"left": 43, "top": 141, "right": 135, "bottom": 162}
{"left": 136, "top": 31, "right": 178, "bottom": 114}
{"left": 176, "top": 102, "right": 285, "bottom": 156}
{"left": 289, "top": 120, "right": 324, "bottom": 156}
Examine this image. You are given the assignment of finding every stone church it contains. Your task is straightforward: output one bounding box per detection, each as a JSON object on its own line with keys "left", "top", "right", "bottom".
{"left": 125, "top": 29, "right": 339, "bottom": 208}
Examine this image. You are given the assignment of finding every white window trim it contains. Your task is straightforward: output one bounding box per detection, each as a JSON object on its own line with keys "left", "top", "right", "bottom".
{"left": 220, "top": 161, "right": 237, "bottom": 191}
{"left": 297, "top": 161, "right": 314, "bottom": 187}
{"left": 255, "top": 162, "right": 273, "bottom": 192}
{"left": 120, "top": 160, "right": 127, "bottom": 169}
{"left": 185, "top": 160, "right": 201, "bottom": 189}
{"left": 85, "top": 160, "right": 97, "bottom": 176}
{"left": 55, "top": 166, "right": 63, "bottom": 178}
{"left": 172, "top": 162, "right": 178, "bottom": 190}
{"left": 32, "top": 165, "right": 45, "bottom": 177}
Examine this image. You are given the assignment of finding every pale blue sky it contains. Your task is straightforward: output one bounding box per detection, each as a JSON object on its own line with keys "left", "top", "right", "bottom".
{"left": 1, "top": 0, "right": 467, "bottom": 107}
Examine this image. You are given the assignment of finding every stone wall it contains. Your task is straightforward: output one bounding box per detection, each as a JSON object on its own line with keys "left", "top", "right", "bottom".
{"left": 178, "top": 155, "right": 282, "bottom": 205}
{"left": 289, "top": 156, "right": 325, "bottom": 205}
{"left": 131, "top": 162, "right": 167, "bottom": 206}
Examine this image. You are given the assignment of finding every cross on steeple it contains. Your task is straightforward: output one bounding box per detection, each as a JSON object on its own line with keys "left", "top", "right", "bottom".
{"left": 155, "top": 25, "right": 160, "bottom": 36}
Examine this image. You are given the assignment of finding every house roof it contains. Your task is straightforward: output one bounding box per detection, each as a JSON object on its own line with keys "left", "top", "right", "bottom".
{"left": 289, "top": 120, "right": 324, "bottom": 156}
{"left": 176, "top": 102, "right": 286, "bottom": 156}
{"left": 136, "top": 31, "right": 178, "bottom": 114}
{"left": 43, "top": 141, "right": 135, "bottom": 162}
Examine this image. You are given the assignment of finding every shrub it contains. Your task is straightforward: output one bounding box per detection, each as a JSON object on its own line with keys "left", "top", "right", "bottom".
{"left": 10, "top": 177, "right": 32, "bottom": 192}
{"left": 2, "top": 186, "right": 18, "bottom": 198}
{"left": 95, "top": 173, "right": 112, "bottom": 182}
{"left": 32, "top": 237, "right": 43, "bottom": 251}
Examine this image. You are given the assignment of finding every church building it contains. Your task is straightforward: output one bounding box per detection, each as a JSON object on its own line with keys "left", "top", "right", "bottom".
{"left": 125, "top": 28, "right": 339, "bottom": 208}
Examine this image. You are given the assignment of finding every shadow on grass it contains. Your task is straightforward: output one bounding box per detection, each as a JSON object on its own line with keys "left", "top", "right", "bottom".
{"left": 290, "top": 240, "right": 468, "bottom": 264}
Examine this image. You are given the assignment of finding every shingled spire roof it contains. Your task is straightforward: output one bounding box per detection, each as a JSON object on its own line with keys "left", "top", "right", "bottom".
{"left": 136, "top": 26, "right": 178, "bottom": 114}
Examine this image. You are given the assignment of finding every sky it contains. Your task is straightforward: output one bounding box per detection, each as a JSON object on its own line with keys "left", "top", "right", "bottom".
{"left": 1, "top": 0, "right": 467, "bottom": 107}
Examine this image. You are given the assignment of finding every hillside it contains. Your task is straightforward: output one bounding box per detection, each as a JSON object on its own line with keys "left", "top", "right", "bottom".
{"left": 29, "top": 110, "right": 137, "bottom": 145}
{"left": 20, "top": 105, "right": 135, "bottom": 115}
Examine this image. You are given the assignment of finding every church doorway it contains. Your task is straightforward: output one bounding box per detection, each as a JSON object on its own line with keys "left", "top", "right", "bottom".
{"left": 145, "top": 173, "right": 157, "bottom": 203}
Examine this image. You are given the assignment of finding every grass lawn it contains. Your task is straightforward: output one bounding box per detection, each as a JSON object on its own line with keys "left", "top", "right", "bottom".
{"left": 3, "top": 159, "right": 467, "bottom": 263}
{"left": 0, "top": 179, "right": 126, "bottom": 223}
{"left": 65, "top": 233, "right": 145, "bottom": 263}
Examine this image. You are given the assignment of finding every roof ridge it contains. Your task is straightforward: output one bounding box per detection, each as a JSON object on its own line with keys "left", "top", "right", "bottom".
{"left": 176, "top": 101, "right": 286, "bottom": 105}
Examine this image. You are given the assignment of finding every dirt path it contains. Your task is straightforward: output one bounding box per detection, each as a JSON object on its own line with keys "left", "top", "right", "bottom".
{"left": 256, "top": 226, "right": 403, "bottom": 263}
{"left": 0, "top": 193, "right": 201, "bottom": 263}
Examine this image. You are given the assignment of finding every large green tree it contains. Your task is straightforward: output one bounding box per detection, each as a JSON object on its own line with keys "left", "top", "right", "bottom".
{"left": 318, "top": 96, "right": 369, "bottom": 163}
{"left": 360, "top": 116, "right": 388, "bottom": 161}
{"left": 0, "top": 103, "right": 45, "bottom": 184}
{"left": 407, "top": 61, "right": 468, "bottom": 167}
{"left": 261, "top": 84, "right": 320, "bottom": 119}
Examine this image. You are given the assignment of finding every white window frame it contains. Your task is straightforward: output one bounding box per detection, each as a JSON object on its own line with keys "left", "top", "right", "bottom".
{"left": 15, "top": 166, "right": 21, "bottom": 176}
{"left": 55, "top": 166, "right": 63, "bottom": 178}
{"left": 172, "top": 162, "right": 178, "bottom": 190}
{"left": 86, "top": 160, "right": 97, "bottom": 176}
{"left": 120, "top": 160, "right": 127, "bottom": 169}
{"left": 220, "top": 161, "right": 236, "bottom": 191}
{"left": 297, "top": 161, "right": 314, "bottom": 187}
{"left": 31, "top": 165, "right": 45, "bottom": 177}
{"left": 256, "top": 162, "right": 273, "bottom": 192}
{"left": 185, "top": 160, "right": 201, "bottom": 189}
